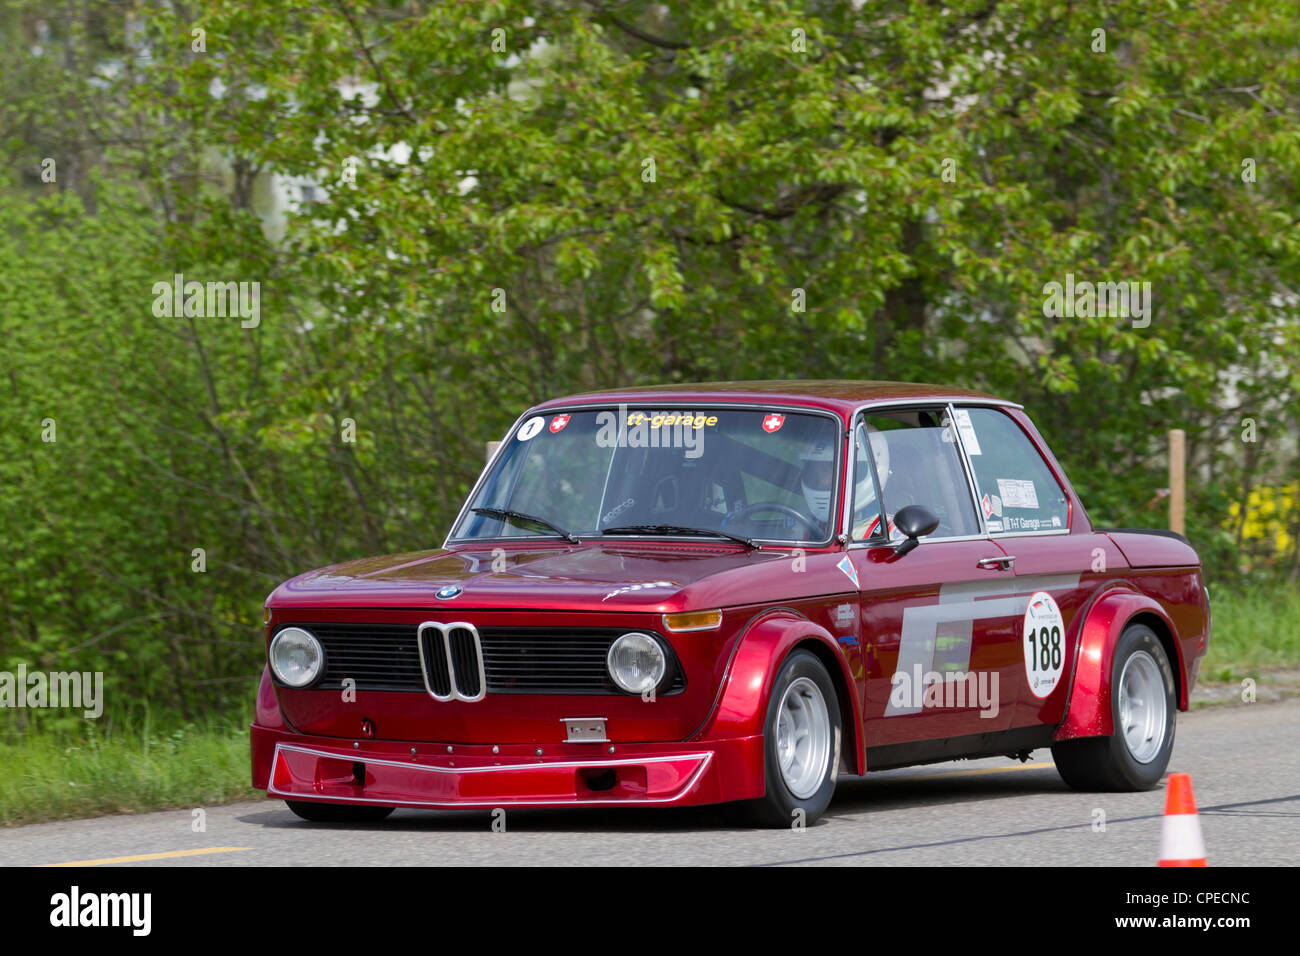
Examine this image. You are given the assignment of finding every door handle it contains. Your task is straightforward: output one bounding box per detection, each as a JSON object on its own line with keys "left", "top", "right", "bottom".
{"left": 977, "top": 555, "right": 1015, "bottom": 569}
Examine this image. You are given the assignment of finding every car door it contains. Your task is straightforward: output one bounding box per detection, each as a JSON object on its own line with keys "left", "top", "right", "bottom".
{"left": 950, "top": 405, "right": 1123, "bottom": 729}
{"left": 847, "top": 406, "right": 1025, "bottom": 748}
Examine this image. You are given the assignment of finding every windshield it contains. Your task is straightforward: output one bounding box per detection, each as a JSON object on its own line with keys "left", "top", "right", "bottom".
{"left": 451, "top": 406, "right": 842, "bottom": 545}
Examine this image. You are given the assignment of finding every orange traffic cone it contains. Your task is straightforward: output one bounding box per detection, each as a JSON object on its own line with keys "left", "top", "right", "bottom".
{"left": 1158, "top": 773, "right": 1207, "bottom": 866}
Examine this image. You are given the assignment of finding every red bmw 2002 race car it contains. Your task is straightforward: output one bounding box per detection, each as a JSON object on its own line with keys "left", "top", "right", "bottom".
{"left": 252, "top": 382, "right": 1210, "bottom": 826}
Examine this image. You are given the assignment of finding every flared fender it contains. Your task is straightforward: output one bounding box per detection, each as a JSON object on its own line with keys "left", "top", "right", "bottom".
{"left": 697, "top": 611, "right": 865, "bottom": 774}
{"left": 251, "top": 665, "right": 289, "bottom": 789}
{"left": 1055, "top": 587, "right": 1185, "bottom": 742}
{"left": 254, "top": 664, "right": 287, "bottom": 731}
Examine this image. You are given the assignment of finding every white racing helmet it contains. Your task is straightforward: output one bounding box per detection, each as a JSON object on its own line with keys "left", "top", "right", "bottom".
{"left": 798, "top": 437, "right": 837, "bottom": 522}
{"left": 799, "top": 427, "right": 891, "bottom": 526}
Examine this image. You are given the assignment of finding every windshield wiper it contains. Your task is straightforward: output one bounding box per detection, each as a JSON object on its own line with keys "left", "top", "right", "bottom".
{"left": 471, "top": 507, "right": 580, "bottom": 544}
{"left": 601, "top": 524, "right": 760, "bottom": 549}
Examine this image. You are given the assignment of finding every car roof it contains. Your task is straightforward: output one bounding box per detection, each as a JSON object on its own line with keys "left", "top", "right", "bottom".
{"left": 532, "top": 380, "right": 1020, "bottom": 417}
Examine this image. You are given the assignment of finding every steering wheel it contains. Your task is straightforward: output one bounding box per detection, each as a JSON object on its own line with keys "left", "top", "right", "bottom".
{"left": 722, "top": 501, "right": 825, "bottom": 539}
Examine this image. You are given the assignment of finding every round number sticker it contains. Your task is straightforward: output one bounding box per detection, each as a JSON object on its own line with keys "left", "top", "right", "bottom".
{"left": 516, "top": 416, "right": 544, "bottom": 441}
{"left": 1023, "top": 590, "right": 1065, "bottom": 698}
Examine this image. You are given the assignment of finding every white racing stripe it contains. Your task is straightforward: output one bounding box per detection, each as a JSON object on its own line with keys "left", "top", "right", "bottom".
{"left": 884, "top": 574, "right": 1079, "bottom": 716}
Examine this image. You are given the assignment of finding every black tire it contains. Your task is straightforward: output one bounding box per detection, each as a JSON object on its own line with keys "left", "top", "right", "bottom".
{"left": 743, "top": 649, "right": 842, "bottom": 828}
{"left": 1052, "top": 624, "right": 1176, "bottom": 791}
{"left": 285, "top": 800, "right": 395, "bottom": 823}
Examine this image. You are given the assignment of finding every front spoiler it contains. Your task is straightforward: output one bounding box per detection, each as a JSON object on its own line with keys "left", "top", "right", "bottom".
{"left": 252, "top": 725, "right": 765, "bottom": 809}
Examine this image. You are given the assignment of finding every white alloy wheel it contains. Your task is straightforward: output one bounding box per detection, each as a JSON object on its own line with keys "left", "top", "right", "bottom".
{"left": 1117, "top": 649, "right": 1168, "bottom": 764}
{"left": 776, "top": 676, "right": 832, "bottom": 799}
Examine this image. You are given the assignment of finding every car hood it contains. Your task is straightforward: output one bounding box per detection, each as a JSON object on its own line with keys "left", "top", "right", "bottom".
{"left": 267, "top": 541, "right": 852, "bottom": 612}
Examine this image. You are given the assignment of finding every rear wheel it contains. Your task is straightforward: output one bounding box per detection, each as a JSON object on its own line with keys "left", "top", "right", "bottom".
{"left": 744, "top": 649, "right": 841, "bottom": 827}
{"left": 1052, "top": 624, "right": 1176, "bottom": 790}
{"left": 285, "top": 800, "right": 395, "bottom": 823}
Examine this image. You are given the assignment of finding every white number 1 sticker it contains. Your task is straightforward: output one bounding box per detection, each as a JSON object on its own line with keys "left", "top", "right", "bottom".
{"left": 516, "top": 416, "right": 544, "bottom": 441}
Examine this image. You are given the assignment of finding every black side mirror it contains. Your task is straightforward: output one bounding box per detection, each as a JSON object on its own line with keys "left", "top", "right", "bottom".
{"left": 892, "top": 505, "right": 939, "bottom": 557}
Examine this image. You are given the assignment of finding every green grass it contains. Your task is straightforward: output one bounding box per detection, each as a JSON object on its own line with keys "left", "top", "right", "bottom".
{"left": 1200, "top": 585, "right": 1300, "bottom": 681}
{"left": 0, "top": 720, "right": 257, "bottom": 827}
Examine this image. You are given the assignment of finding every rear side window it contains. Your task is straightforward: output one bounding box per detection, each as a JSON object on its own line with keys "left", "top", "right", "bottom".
{"left": 955, "top": 407, "right": 1069, "bottom": 534}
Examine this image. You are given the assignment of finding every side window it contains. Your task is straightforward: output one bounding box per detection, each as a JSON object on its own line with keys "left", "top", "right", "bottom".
{"left": 956, "top": 407, "right": 1069, "bottom": 534}
{"left": 850, "top": 409, "right": 980, "bottom": 540}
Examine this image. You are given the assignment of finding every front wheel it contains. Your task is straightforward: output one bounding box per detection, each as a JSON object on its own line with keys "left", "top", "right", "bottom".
{"left": 745, "top": 649, "right": 841, "bottom": 827}
{"left": 1052, "top": 624, "right": 1176, "bottom": 790}
{"left": 285, "top": 800, "right": 395, "bottom": 823}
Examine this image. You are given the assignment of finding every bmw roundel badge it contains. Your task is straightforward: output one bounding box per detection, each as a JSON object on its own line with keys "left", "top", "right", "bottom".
{"left": 435, "top": 585, "right": 463, "bottom": 600}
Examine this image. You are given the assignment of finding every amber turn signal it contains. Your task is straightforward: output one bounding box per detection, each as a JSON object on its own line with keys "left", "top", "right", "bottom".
{"left": 662, "top": 609, "right": 723, "bottom": 632}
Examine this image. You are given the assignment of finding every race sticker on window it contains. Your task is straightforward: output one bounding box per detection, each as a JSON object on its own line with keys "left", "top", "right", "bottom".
{"left": 517, "top": 416, "right": 545, "bottom": 441}
{"left": 953, "top": 408, "right": 982, "bottom": 455}
{"left": 1023, "top": 591, "right": 1065, "bottom": 698}
{"left": 996, "top": 478, "right": 1039, "bottom": 510}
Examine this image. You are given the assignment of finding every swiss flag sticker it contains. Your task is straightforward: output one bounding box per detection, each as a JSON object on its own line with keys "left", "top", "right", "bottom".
{"left": 762, "top": 413, "right": 785, "bottom": 433}
{"left": 549, "top": 415, "right": 570, "bottom": 433}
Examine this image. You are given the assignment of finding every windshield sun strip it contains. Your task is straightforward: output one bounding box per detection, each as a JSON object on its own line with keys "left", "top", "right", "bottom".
{"left": 445, "top": 402, "right": 845, "bottom": 548}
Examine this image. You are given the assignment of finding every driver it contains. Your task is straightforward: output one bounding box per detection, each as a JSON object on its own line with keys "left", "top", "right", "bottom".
{"left": 797, "top": 431, "right": 901, "bottom": 539}
{"left": 798, "top": 438, "right": 837, "bottom": 528}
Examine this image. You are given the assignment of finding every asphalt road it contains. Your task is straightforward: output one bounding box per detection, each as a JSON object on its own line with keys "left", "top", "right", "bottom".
{"left": 4, "top": 698, "right": 1296, "bottom": 867}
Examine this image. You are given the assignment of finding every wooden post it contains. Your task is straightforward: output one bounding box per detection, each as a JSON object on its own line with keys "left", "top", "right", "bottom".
{"left": 486, "top": 440, "right": 500, "bottom": 464}
{"left": 1169, "top": 429, "right": 1185, "bottom": 535}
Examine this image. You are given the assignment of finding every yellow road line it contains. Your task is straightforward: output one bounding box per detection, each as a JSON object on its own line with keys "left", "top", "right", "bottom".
{"left": 906, "top": 761, "right": 1055, "bottom": 781}
{"left": 39, "top": 847, "right": 253, "bottom": 867}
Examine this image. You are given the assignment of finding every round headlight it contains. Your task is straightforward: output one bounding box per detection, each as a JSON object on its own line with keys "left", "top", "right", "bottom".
{"left": 269, "top": 627, "right": 324, "bottom": 688}
{"left": 607, "top": 632, "right": 666, "bottom": 694}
